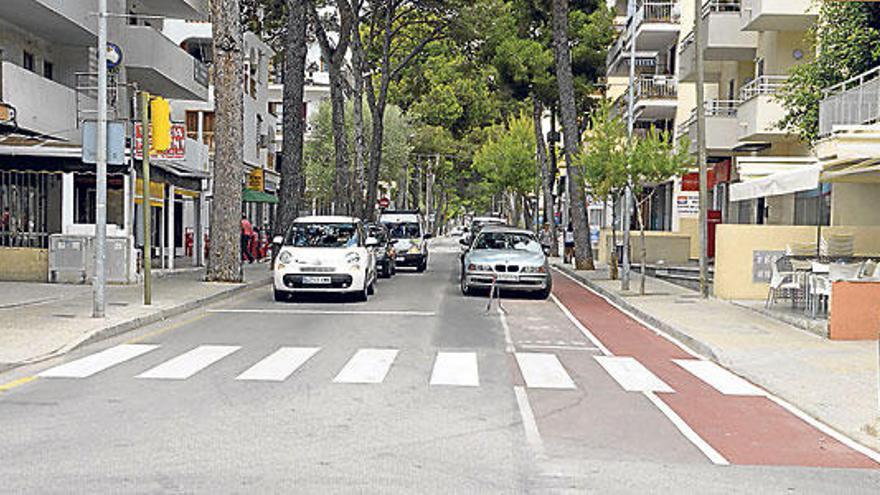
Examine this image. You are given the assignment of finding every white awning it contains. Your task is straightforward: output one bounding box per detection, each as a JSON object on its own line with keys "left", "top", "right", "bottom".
{"left": 730, "top": 165, "right": 822, "bottom": 202}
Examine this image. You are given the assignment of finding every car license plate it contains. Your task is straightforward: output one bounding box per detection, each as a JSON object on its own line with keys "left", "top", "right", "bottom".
{"left": 496, "top": 273, "right": 519, "bottom": 282}
{"left": 302, "top": 276, "right": 331, "bottom": 285}
{"left": 396, "top": 256, "right": 405, "bottom": 262}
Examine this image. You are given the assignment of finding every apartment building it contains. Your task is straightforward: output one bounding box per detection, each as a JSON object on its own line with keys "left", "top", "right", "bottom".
{"left": 0, "top": 0, "right": 211, "bottom": 281}
{"left": 606, "top": 0, "right": 681, "bottom": 234}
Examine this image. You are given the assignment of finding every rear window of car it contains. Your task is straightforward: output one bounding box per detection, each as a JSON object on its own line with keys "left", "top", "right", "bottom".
{"left": 286, "top": 223, "right": 359, "bottom": 248}
{"left": 473, "top": 232, "right": 541, "bottom": 253}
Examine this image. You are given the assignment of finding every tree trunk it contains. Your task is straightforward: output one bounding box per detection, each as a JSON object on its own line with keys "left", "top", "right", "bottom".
{"left": 276, "top": 0, "right": 307, "bottom": 235}
{"left": 533, "top": 96, "right": 558, "bottom": 255}
{"left": 328, "top": 63, "right": 350, "bottom": 215}
{"left": 207, "top": 0, "right": 244, "bottom": 282}
{"left": 610, "top": 192, "right": 619, "bottom": 280}
{"left": 350, "top": 13, "right": 367, "bottom": 219}
{"left": 551, "top": 0, "right": 595, "bottom": 270}
{"left": 362, "top": 3, "right": 394, "bottom": 222}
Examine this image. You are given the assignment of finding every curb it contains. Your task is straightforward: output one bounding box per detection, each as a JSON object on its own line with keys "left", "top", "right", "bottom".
{"left": 17, "top": 275, "right": 272, "bottom": 368}
{"left": 551, "top": 263, "right": 720, "bottom": 362}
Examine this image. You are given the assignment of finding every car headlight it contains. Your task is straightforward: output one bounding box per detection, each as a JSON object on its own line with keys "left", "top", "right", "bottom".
{"left": 467, "top": 263, "right": 493, "bottom": 272}
{"left": 345, "top": 252, "right": 361, "bottom": 264}
{"left": 278, "top": 251, "right": 292, "bottom": 264}
{"left": 521, "top": 265, "right": 547, "bottom": 274}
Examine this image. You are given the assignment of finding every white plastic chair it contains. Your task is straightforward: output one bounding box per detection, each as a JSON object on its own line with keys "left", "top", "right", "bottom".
{"left": 808, "top": 274, "right": 831, "bottom": 318}
{"left": 766, "top": 257, "right": 801, "bottom": 308}
{"left": 829, "top": 262, "right": 863, "bottom": 282}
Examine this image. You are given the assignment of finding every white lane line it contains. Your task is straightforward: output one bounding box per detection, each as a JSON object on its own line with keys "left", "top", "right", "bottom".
{"left": 136, "top": 345, "right": 240, "bottom": 380}
{"left": 514, "top": 386, "right": 547, "bottom": 459}
{"left": 333, "top": 349, "right": 398, "bottom": 384}
{"left": 673, "top": 359, "right": 765, "bottom": 396}
{"left": 514, "top": 352, "right": 576, "bottom": 390}
{"left": 517, "top": 344, "right": 601, "bottom": 352}
{"left": 208, "top": 309, "right": 436, "bottom": 316}
{"left": 235, "top": 347, "right": 320, "bottom": 381}
{"left": 38, "top": 344, "right": 159, "bottom": 378}
{"left": 430, "top": 352, "right": 479, "bottom": 387}
{"left": 643, "top": 391, "right": 730, "bottom": 465}
{"left": 594, "top": 356, "right": 674, "bottom": 393}
{"left": 498, "top": 307, "right": 515, "bottom": 353}
{"left": 549, "top": 294, "right": 612, "bottom": 355}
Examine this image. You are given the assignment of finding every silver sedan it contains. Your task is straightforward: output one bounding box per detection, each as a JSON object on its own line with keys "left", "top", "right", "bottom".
{"left": 459, "top": 226, "right": 552, "bottom": 299}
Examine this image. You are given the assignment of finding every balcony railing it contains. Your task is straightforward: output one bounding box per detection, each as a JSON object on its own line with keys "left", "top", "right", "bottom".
{"left": 636, "top": 74, "right": 678, "bottom": 99}
{"left": 637, "top": 2, "right": 678, "bottom": 24}
{"left": 819, "top": 65, "right": 880, "bottom": 137}
{"left": 739, "top": 75, "right": 787, "bottom": 101}
{"left": 701, "top": 0, "right": 741, "bottom": 16}
{"left": 677, "top": 99, "right": 740, "bottom": 135}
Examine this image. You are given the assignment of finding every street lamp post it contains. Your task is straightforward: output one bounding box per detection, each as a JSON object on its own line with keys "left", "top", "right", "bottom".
{"left": 622, "top": 0, "right": 637, "bottom": 292}
{"left": 93, "top": 0, "right": 108, "bottom": 318}
{"left": 695, "top": 0, "right": 710, "bottom": 298}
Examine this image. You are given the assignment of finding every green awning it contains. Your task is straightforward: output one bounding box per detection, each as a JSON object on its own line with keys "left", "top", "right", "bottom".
{"left": 242, "top": 188, "right": 278, "bottom": 204}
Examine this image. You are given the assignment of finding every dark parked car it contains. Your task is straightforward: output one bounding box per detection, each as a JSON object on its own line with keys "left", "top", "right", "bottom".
{"left": 366, "top": 222, "right": 397, "bottom": 278}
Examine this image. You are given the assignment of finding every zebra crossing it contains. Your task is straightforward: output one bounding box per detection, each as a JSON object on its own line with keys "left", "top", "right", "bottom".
{"left": 35, "top": 343, "right": 766, "bottom": 396}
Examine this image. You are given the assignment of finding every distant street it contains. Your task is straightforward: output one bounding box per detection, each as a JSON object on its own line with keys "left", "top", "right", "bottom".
{"left": 1, "top": 238, "right": 879, "bottom": 492}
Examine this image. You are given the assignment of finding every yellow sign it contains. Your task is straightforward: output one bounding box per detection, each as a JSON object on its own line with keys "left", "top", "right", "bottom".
{"left": 248, "top": 168, "right": 264, "bottom": 191}
{"left": 134, "top": 179, "right": 166, "bottom": 207}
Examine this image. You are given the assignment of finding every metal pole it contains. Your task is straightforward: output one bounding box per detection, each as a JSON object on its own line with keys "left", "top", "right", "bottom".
{"left": 140, "top": 91, "right": 152, "bottom": 305}
{"left": 695, "top": 0, "right": 709, "bottom": 298}
{"left": 622, "top": 0, "right": 637, "bottom": 291}
{"left": 93, "top": 0, "right": 108, "bottom": 318}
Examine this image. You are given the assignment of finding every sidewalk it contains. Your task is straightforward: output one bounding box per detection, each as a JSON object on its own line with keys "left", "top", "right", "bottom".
{"left": 551, "top": 260, "right": 880, "bottom": 452}
{"left": 0, "top": 263, "right": 271, "bottom": 370}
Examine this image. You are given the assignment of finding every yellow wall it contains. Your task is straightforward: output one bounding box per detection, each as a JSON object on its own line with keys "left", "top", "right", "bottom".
{"left": 0, "top": 248, "right": 48, "bottom": 282}
{"left": 678, "top": 217, "right": 700, "bottom": 259}
{"left": 831, "top": 183, "right": 880, "bottom": 226}
{"left": 714, "top": 225, "right": 880, "bottom": 300}
{"left": 598, "top": 229, "right": 692, "bottom": 265}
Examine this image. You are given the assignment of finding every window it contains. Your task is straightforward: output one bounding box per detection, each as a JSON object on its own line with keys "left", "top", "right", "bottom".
{"left": 23, "top": 51, "right": 35, "bottom": 72}
{"left": 794, "top": 185, "right": 832, "bottom": 226}
{"left": 285, "top": 223, "right": 359, "bottom": 248}
{"left": 43, "top": 61, "right": 53, "bottom": 80}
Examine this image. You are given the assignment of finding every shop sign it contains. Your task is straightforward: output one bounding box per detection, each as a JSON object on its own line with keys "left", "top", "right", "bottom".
{"left": 134, "top": 123, "right": 186, "bottom": 160}
{"left": 82, "top": 120, "right": 127, "bottom": 165}
{"left": 676, "top": 192, "right": 699, "bottom": 217}
{"left": 248, "top": 168, "right": 264, "bottom": 191}
{"left": 681, "top": 171, "right": 717, "bottom": 191}
{"left": 753, "top": 250, "right": 785, "bottom": 283}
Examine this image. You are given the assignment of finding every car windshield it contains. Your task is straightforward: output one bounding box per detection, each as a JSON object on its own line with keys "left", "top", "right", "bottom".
{"left": 473, "top": 232, "right": 542, "bottom": 253}
{"left": 368, "top": 226, "right": 387, "bottom": 244}
{"left": 384, "top": 222, "right": 421, "bottom": 239}
{"left": 286, "top": 223, "right": 359, "bottom": 248}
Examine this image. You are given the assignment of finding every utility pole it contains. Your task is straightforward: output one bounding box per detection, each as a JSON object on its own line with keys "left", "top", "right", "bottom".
{"left": 93, "top": 0, "right": 108, "bottom": 318}
{"left": 140, "top": 91, "right": 152, "bottom": 305}
{"left": 695, "top": 0, "right": 709, "bottom": 298}
{"left": 621, "top": 0, "right": 637, "bottom": 292}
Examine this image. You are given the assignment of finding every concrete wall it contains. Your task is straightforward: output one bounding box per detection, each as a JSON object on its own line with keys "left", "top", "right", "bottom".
{"left": 598, "top": 229, "right": 692, "bottom": 265}
{"left": 678, "top": 217, "right": 700, "bottom": 259}
{"left": 0, "top": 247, "right": 48, "bottom": 282}
{"left": 831, "top": 183, "right": 880, "bottom": 226}
{"left": 714, "top": 225, "right": 880, "bottom": 300}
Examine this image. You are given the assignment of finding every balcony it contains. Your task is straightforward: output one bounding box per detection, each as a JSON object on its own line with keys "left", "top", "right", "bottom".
{"left": 678, "top": 1, "right": 757, "bottom": 82}
{"left": 736, "top": 76, "right": 789, "bottom": 143}
{"left": 131, "top": 0, "right": 209, "bottom": 20}
{"left": 606, "top": 2, "right": 680, "bottom": 76}
{"left": 1, "top": 61, "right": 82, "bottom": 142}
{"left": 819, "top": 66, "right": 880, "bottom": 138}
{"left": 0, "top": 0, "right": 95, "bottom": 45}
{"left": 740, "top": 0, "right": 817, "bottom": 32}
{"left": 614, "top": 74, "right": 678, "bottom": 121}
{"left": 120, "top": 26, "right": 209, "bottom": 101}
{"left": 678, "top": 100, "right": 742, "bottom": 154}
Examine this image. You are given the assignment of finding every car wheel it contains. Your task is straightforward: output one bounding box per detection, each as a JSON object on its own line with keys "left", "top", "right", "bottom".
{"left": 460, "top": 275, "right": 471, "bottom": 296}
{"left": 536, "top": 285, "right": 552, "bottom": 300}
{"left": 354, "top": 282, "right": 368, "bottom": 302}
{"left": 367, "top": 276, "right": 376, "bottom": 295}
{"left": 273, "top": 289, "right": 288, "bottom": 302}
{"left": 417, "top": 259, "right": 427, "bottom": 272}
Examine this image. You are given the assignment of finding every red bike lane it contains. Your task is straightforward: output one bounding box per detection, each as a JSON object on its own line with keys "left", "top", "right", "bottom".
{"left": 551, "top": 271, "right": 880, "bottom": 469}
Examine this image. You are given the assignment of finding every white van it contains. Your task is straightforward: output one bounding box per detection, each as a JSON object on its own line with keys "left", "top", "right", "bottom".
{"left": 379, "top": 210, "right": 432, "bottom": 272}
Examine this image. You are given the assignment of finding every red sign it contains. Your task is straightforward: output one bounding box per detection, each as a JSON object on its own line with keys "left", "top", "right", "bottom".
{"left": 378, "top": 197, "right": 390, "bottom": 209}
{"left": 707, "top": 209, "right": 722, "bottom": 259}
{"left": 681, "top": 171, "right": 717, "bottom": 192}
{"left": 713, "top": 159, "right": 731, "bottom": 183}
{"left": 134, "top": 122, "right": 186, "bottom": 160}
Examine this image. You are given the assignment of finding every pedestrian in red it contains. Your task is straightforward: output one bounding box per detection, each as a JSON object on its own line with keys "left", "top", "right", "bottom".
{"left": 241, "top": 214, "right": 255, "bottom": 264}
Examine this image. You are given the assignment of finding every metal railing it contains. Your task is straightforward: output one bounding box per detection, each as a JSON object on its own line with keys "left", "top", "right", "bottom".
{"left": 676, "top": 99, "right": 740, "bottom": 136}
{"left": 638, "top": 1, "right": 679, "bottom": 24}
{"left": 701, "top": 0, "right": 741, "bottom": 17}
{"left": 636, "top": 74, "right": 678, "bottom": 99}
{"left": 819, "top": 65, "right": 880, "bottom": 137}
{"left": 739, "top": 75, "right": 787, "bottom": 101}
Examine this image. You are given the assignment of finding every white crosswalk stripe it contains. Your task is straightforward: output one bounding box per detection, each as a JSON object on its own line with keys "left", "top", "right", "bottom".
{"left": 136, "top": 345, "right": 241, "bottom": 380}
{"left": 333, "top": 349, "right": 398, "bottom": 384}
{"left": 430, "top": 352, "right": 479, "bottom": 387}
{"left": 38, "top": 344, "right": 159, "bottom": 378}
{"left": 515, "top": 352, "right": 576, "bottom": 389}
{"left": 236, "top": 347, "right": 321, "bottom": 381}
{"left": 594, "top": 356, "right": 673, "bottom": 393}
{"left": 673, "top": 359, "right": 764, "bottom": 396}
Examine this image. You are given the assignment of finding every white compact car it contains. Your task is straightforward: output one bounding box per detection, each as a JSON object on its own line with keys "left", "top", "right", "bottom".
{"left": 272, "top": 216, "right": 378, "bottom": 302}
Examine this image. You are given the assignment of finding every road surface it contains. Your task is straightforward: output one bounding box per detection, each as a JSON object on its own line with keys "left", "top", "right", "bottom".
{"left": 1, "top": 238, "right": 879, "bottom": 492}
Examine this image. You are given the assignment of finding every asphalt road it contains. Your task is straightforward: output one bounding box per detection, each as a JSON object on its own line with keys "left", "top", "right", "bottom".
{"left": 1, "top": 238, "right": 879, "bottom": 493}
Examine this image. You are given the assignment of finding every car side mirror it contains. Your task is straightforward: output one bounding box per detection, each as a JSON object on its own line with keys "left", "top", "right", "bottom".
{"left": 542, "top": 244, "right": 551, "bottom": 256}
{"left": 365, "top": 237, "right": 379, "bottom": 247}
{"left": 459, "top": 238, "right": 470, "bottom": 246}
{"left": 272, "top": 235, "right": 283, "bottom": 244}
{"left": 423, "top": 233, "right": 433, "bottom": 239}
